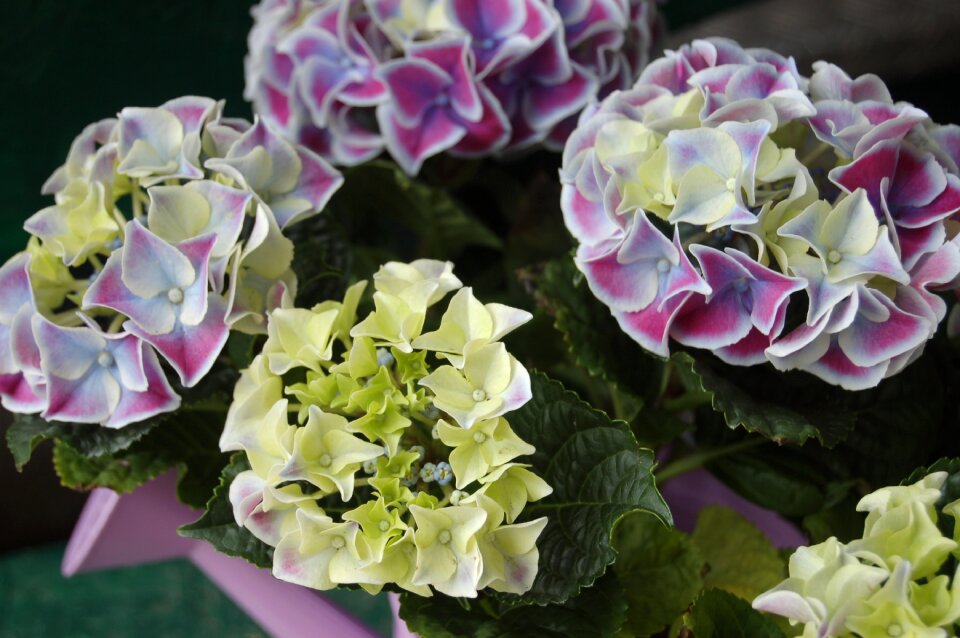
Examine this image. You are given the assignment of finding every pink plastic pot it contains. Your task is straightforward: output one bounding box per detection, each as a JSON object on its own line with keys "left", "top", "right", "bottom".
{"left": 62, "top": 471, "right": 395, "bottom": 638}
{"left": 63, "top": 468, "right": 804, "bottom": 637}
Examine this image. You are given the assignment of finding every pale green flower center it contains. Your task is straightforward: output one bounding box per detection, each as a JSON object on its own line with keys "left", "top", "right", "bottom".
{"left": 656, "top": 258, "right": 671, "bottom": 273}
{"left": 318, "top": 454, "right": 332, "bottom": 467}
{"left": 827, "top": 249, "right": 842, "bottom": 264}
{"left": 725, "top": 177, "right": 737, "bottom": 191}
{"left": 887, "top": 623, "right": 902, "bottom": 637}
{"left": 97, "top": 351, "right": 114, "bottom": 368}
{"left": 167, "top": 288, "right": 185, "bottom": 304}
{"left": 378, "top": 520, "right": 390, "bottom": 532}
{"left": 472, "top": 389, "right": 487, "bottom": 402}
{"left": 653, "top": 192, "right": 665, "bottom": 202}
{"left": 437, "top": 529, "right": 452, "bottom": 545}
{"left": 473, "top": 431, "right": 487, "bottom": 444}
{"left": 331, "top": 535, "right": 345, "bottom": 549}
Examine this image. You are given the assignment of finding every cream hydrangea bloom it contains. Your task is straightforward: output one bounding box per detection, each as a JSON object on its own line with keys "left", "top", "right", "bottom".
{"left": 756, "top": 472, "right": 960, "bottom": 637}
{"left": 223, "top": 260, "right": 549, "bottom": 598}
{"left": 419, "top": 342, "right": 532, "bottom": 429}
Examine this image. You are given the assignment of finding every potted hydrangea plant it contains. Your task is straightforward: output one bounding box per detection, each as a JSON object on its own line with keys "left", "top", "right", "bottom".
{"left": 5, "top": 2, "right": 960, "bottom": 637}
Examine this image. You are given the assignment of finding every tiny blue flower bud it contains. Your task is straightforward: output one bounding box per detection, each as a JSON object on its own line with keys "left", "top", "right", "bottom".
{"left": 423, "top": 404, "right": 440, "bottom": 420}
{"left": 376, "top": 348, "right": 395, "bottom": 368}
{"left": 420, "top": 463, "right": 437, "bottom": 482}
{"left": 434, "top": 461, "right": 453, "bottom": 486}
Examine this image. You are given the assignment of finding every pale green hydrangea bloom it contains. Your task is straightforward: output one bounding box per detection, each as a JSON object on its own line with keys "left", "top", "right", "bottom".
{"left": 222, "top": 260, "right": 550, "bottom": 598}
{"left": 755, "top": 471, "right": 960, "bottom": 637}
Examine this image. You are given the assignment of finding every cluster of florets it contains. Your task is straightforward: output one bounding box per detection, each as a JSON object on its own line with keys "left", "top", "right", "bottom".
{"left": 754, "top": 472, "right": 960, "bottom": 637}
{"left": 0, "top": 96, "right": 343, "bottom": 427}
{"left": 560, "top": 38, "right": 960, "bottom": 390}
{"left": 244, "top": 0, "right": 661, "bottom": 174}
{"left": 220, "top": 259, "right": 551, "bottom": 598}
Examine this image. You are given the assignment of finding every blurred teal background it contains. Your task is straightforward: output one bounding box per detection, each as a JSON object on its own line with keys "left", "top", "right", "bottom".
{"left": 0, "top": 0, "right": 749, "bottom": 262}
{"left": 0, "top": 0, "right": 258, "bottom": 260}
{"left": 0, "top": 543, "right": 393, "bottom": 637}
{"left": 3, "top": 0, "right": 958, "bottom": 636}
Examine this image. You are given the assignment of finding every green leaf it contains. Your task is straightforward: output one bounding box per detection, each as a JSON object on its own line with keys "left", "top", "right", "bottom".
{"left": 690, "top": 506, "right": 786, "bottom": 602}
{"left": 681, "top": 589, "right": 787, "bottom": 638}
{"left": 398, "top": 573, "right": 628, "bottom": 638}
{"left": 827, "top": 354, "right": 944, "bottom": 487}
{"left": 801, "top": 487, "right": 865, "bottom": 544}
{"left": 179, "top": 453, "right": 274, "bottom": 569}
{"left": 500, "top": 372, "right": 672, "bottom": 606}
{"left": 338, "top": 161, "right": 503, "bottom": 259}
{"left": 5, "top": 411, "right": 165, "bottom": 470}
{"left": 5, "top": 413, "right": 65, "bottom": 469}
{"left": 226, "top": 332, "right": 259, "bottom": 370}
{"left": 52, "top": 439, "right": 173, "bottom": 492}
{"left": 613, "top": 512, "right": 703, "bottom": 636}
{"left": 709, "top": 447, "right": 833, "bottom": 518}
{"left": 535, "top": 257, "right": 664, "bottom": 400}
{"left": 45, "top": 401, "right": 228, "bottom": 508}
{"left": 675, "top": 352, "right": 855, "bottom": 448}
{"left": 4, "top": 363, "right": 237, "bottom": 474}
{"left": 632, "top": 406, "right": 694, "bottom": 448}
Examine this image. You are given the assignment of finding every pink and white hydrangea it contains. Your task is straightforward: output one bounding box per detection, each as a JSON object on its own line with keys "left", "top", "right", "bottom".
{"left": 560, "top": 38, "right": 960, "bottom": 390}
{"left": 33, "top": 315, "right": 180, "bottom": 429}
{"left": 244, "top": 0, "right": 662, "bottom": 174}
{"left": 0, "top": 97, "right": 343, "bottom": 427}
{"left": 0, "top": 254, "right": 45, "bottom": 412}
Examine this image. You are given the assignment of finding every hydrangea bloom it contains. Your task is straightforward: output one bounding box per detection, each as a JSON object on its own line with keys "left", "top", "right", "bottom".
{"left": 220, "top": 259, "right": 550, "bottom": 597}
{"left": 244, "top": 0, "right": 662, "bottom": 174}
{"left": 0, "top": 96, "right": 343, "bottom": 427}
{"left": 754, "top": 472, "right": 960, "bottom": 637}
{"left": 560, "top": 38, "right": 960, "bottom": 390}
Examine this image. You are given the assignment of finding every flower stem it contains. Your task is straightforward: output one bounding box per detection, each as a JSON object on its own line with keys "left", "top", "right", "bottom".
{"left": 610, "top": 387, "right": 627, "bottom": 421}
{"left": 654, "top": 437, "right": 766, "bottom": 483}
{"left": 800, "top": 142, "right": 832, "bottom": 167}
{"left": 131, "top": 180, "right": 143, "bottom": 220}
{"left": 682, "top": 230, "right": 712, "bottom": 250}
{"left": 662, "top": 391, "right": 713, "bottom": 413}
{"left": 107, "top": 313, "right": 125, "bottom": 334}
{"left": 478, "top": 598, "right": 501, "bottom": 619}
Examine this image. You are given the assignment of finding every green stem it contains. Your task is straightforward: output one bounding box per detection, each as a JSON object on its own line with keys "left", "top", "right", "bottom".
{"left": 662, "top": 391, "right": 713, "bottom": 413}
{"left": 654, "top": 437, "right": 766, "bottom": 483}
{"left": 682, "top": 230, "right": 712, "bottom": 250}
{"left": 800, "top": 142, "right": 832, "bottom": 167}
{"left": 107, "top": 313, "right": 126, "bottom": 334}
{"left": 436, "top": 486, "right": 453, "bottom": 508}
{"left": 409, "top": 410, "right": 435, "bottom": 427}
{"left": 131, "top": 180, "right": 143, "bottom": 220}
{"left": 610, "top": 386, "right": 627, "bottom": 421}
{"left": 478, "top": 598, "right": 501, "bottom": 619}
